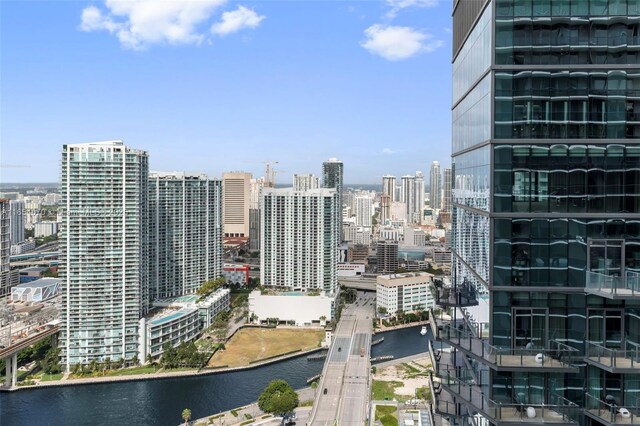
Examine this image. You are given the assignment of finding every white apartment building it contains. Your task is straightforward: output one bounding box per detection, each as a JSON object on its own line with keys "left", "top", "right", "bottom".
{"left": 430, "top": 161, "right": 441, "bottom": 210}
{"left": 148, "top": 172, "right": 223, "bottom": 300}
{"left": 222, "top": 171, "right": 251, "bottom": 239}
{"left": 382, "top": 175, "right": 396, "bottom": 202}
{"left": 34, "top": 221, "right": 58, "bottom": 238}
{"left": 141, "top": 288, "right": 230, "bottom": 358}
{"left": 261, "top": 188, "right": 339, "bottom": 294}
{"left": 10, "top": 239, "right": 36, "bottom": 255}
{"left": 376, "top": 272, "right": 435, "bottom": 314}
{"left": 60, "top": 141, "right": 149, "bottom": 368}
{"left": 355, "top": 195, "right": 373, "bottom": 227}
{"left": 293, "top": 174, "right": 320, "bottom": 191}
{"left": 414, "top": 172, "right": 425, "bottom": 224}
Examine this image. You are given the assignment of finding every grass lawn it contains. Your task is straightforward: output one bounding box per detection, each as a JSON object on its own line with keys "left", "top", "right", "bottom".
{"left": 208, "top": 328, "right": 324, "bottom": 367}
{"left": 372, "top": 380, "right": 404, "bottom": 401}
{"left": 104, "top": 366, "right": 158, "bottom": 377}
{"left": 40, "top": 373, "right": 64, "bottom": 381}
{"left": 375, "top": 405, "right": 398, "bottom": 426}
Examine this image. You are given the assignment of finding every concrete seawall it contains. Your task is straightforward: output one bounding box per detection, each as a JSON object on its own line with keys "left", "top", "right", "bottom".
{"left": 0, "top": 347, "right": 324, "bottom": 393}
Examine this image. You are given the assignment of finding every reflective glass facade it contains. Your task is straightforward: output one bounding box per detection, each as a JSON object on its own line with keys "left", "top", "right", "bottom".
{"left": 437, "top": 2, "right": 640, "bottom": 426}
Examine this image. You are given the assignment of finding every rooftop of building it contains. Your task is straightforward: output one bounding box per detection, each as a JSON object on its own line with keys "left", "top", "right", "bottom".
{"left": 149, "top": 171, "right": 213, "bottom": 180}
{"left": 377, "top": 272, "right": 433, "bottom": 286}
{"left": 262, "top": 187, "right": 337, "bottom": 195}
{"left": 19, "top": 266, "right": 49, "bottom": 273}
{"left": 13, "top": 278, "right": 62, "bottom": 288}
{"left": 148, "top": 307, "right": 198, "bottom": 327}
{"left": 152, "top": 288, "right": 230, "bottom": 309}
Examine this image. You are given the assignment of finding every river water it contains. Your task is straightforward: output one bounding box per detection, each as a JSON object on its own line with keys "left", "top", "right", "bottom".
{"left": 1, "top": 325, "right": 431, "bottom": 426}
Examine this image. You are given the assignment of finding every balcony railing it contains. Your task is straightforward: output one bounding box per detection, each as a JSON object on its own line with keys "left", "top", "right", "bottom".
{"left": 586, "top": 341, "right": 640, "bottom": 371}
{"left": 440, "top": 323, "right": 579, "bottom": 369}
{"left": 433, "top": 281, "right": 479, "bottom": 307}
{"left": 440, "top": 372, "right": 580, "bottom": 424}
{"left": 586, "top": 271, "right": 640, "bottom": 299}
{"left": 585, "top": 393, "right": 640, "bottom": 425}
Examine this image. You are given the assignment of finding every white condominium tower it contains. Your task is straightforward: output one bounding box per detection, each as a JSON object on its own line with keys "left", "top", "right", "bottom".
{"left": 401, "top": 175, "right": 415, "bottom": 222}
{"left": 148, "top": 172, "right": 223, "bottom": 300}
{"left": 355, "top": 195, "right": 373, "bottom": 227}
{"left": 414, "top": 171, "right": 425, "bottom": 223}
{"left": 60, "top": 141, "right": 149, "bottom": 368}
{"left": 430, "top": 161, "right": 441, "bottom": 209}
{"left": 261, "top": 188, "right": 339, "bottom": 294}
{"left": 222, "top": 171, "right": 251, "bottom": 239}
{"left": 293, "top": 174, "right": 320, "bottom": 192}
{"left": 382, "top": 175, "right": 396, "bottom": 202}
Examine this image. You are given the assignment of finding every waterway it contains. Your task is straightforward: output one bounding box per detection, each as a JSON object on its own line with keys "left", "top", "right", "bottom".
{"left": 0, "top": 325, "right": 431, "bottom": 426}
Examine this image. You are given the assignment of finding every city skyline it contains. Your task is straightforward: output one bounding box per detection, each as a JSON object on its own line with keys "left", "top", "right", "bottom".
{"left": 1, "top": 0, "right": 453, "bottom": 184}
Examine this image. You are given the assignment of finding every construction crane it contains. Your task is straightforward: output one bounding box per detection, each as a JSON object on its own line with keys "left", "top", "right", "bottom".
{"left": 263, "top": 161, "right": 279, "bottom": 188}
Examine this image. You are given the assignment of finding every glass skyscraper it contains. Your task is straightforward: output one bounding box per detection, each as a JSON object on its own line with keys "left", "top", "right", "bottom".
{"left": 432, "top": 2, "right": 640, "bottom": 426}
{"left": 322, "top": 157, "right": 344, "bottom": 242}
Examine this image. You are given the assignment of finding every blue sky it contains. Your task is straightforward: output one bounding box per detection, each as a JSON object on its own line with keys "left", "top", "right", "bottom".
{"left": 1, "top": 0, "right": 453, "bottom": 184}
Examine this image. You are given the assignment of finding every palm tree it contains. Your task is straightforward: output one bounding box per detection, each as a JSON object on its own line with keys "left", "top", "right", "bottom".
{"left": 182, "top": 408, "right": 192, "bottom": 425}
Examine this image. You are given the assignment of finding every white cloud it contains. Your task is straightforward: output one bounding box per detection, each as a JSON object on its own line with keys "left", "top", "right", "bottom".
{"left": 385, "top": 0, "right": 439, "bottom": 18}
{"left": 443, "top": 27, "right": 452, "bottom": 34}
{"left": 382, "top": 148, "right": 396, "bottom": 155}
{"left": 79, "top": 0, "right": 228, "bottom": 49}
{"left": 211, "top": 6, "right": 265, "bottom": 36}
{"left": 361, "top": 24, "right": 443, "bottom": 61}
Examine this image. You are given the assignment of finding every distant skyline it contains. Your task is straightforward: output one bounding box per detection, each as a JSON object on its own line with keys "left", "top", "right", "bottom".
{"left": 1, "top": 0, "right": 453, "bottom": 184}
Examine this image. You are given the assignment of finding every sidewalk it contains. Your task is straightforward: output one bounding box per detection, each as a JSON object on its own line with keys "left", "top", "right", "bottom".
{"left": 191, "top": 387, "right": 315, "bottom": 425}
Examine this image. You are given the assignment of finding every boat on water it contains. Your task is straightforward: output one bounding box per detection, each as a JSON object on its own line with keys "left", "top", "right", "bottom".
{"left": 420, "top": 326, "right": 427, "bottom": 336}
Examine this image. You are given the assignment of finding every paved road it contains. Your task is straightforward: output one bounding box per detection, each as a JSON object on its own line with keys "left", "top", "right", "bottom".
{"left": 309, "top": 292, "right": 375, "bottom": 426}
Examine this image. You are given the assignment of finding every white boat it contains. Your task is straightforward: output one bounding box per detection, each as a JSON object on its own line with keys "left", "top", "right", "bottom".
{"left": 420, "top": 326, "right": 427, "bottom": 336}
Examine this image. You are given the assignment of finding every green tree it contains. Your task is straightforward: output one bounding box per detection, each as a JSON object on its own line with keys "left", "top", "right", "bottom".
{"left": 258, "top": 380, "right": 299, "bottom": 415}
{"left": 181, "top": 408, "right": 192, "bottom": 425}
{"left": 196, "top": 277, "right": 226, "bottom": 296}
{"left": 377, "top": 306, "right": 388, "bottom": 316}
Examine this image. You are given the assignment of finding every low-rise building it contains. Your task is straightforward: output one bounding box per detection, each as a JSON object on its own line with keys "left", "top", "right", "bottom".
{"left": 139, "top": 308, "right": 200, "bottom": 358}
{"left": 248, "top": 290, "right": 334, "bottom": 326}
{"left": 10, "top": 278, "right": 61, "bottom": 303}
{"left": 376, "top": 272, "right": 435, "bottom": 314}
{"left": 223, "top": 264, "right": 249, "bottom": 286}
{"left": 141, "top": 288, "right": 231, "bottom": 358}
{"left": 34, "top": 221, "right": 58, "bottom": 238}
{"left": 19, "top": 266, "right": 49, "bottom": 283}
{"left": 10, "top": 239, "right": 36, "bottom": 255}
{"left": 337, "top": 263, "right": 365, "bottom": 277}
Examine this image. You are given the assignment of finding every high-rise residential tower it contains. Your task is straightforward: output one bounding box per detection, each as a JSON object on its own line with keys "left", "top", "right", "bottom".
{"left": 0, "top": 199, "right": 13, "bottom": 298}
{"left": 442, "top": 167, "right": 452, "bottom": 212}
{"left": 355, "top": 195, "right": 373, "bottom": 227}
{"left": 60, "top": 141, "right": 149, "bottom": 368}
{"left": 293, "top": 174, "right": 320, "bottom": 192}
{"left": 8, "top": 200, "right": 25, "bottom": 244}
{"left": 261, "top": 188, "right": 339, "bottom": 294}
{"left": 222, "top": 171, "right": 251, "bottom": 240}
{"left": 401, "top": 175, "right": 415, "bottom": 223}
{"left": 148, "top": 172, "right": 223, "bottom": 300}
{"left": 249, "top": 177, "right": 265, "bottom": 252}
{"left": 382, "top": 175, "right": 397, "bottom": 202}
{"left": 322, "top": 158, "right": 344, "bottom": 242}
{"left": 431, "top": 3, "right": 640, "bottom": 426}
{"left": 429, "top": 161, "right": 441, "bottom": 209}
{"left": 414, "top": 171, "right": 425, "bottom": 223}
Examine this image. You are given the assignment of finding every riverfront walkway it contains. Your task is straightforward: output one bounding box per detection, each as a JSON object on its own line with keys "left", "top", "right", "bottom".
{"left": 0, "top": 347, "right": 323, "bottom": 392}
{"left": 309, "top": 291, "right": 375, "bottom": 426}
{"left": 190, "top": 387, "right": 315, "bottom": 426}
